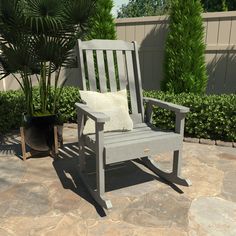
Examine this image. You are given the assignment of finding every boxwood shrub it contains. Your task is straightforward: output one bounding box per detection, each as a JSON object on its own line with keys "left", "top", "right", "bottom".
{"left": 0, "top": 86, "right": 81, "bottom": 134}
{"left": 0, "top": 90, "right": 25, "bottom": 133}
{"left": 0, "top": 87, "right": 235, "bottom": 142}
{"left": 144, "top": 91, "right": 236, "bottom": 142}
{"left": 32, "top": 86, "right": 81, "bottom": 122}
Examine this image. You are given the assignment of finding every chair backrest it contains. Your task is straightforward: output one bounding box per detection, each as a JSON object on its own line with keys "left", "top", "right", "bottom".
{"left": 76, "top": 39, "right": 144, "bottom": 124}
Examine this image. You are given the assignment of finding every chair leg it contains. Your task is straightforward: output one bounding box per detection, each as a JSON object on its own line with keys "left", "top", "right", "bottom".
{"left": 78, "top": 168, "right": 112, "bottom": 210}
{"left": 77, "top": 147, "right": 112, "bottom": 210}
{"left": 96, "top": 144, "right": 105, "bottom": 196}
{"left": 173, "top": 150, "right": 182, "bottom": 176}
{"left": 95, "top": 149, "right": 112, "bottom": 209}
{"left": 172, "top": 149, "right": 192, "bottom": 186}
{"left": 77, "top": 137, "right": 112, "bottom": 210}
{"left": 141, "top": 150, "right": 191, "bottom": 187}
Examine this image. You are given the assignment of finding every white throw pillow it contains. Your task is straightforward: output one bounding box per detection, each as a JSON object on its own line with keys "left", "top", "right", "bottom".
{"left": 79, "top": 89, "right": 133, "bottom": 134}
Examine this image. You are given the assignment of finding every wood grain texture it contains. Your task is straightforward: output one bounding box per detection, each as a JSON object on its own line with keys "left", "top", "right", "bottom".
{"left": 81, "top": 39, "right": 134, "bottom": 51}
{"left": 106, "top": 51, "right": 117, "bottom": 92}
{"left": 75, "top": 39, "right": 191, "bottom": 210}
{"left": 85, "top": 50, "right": 97, "bottom": 91}
{"left": 96, "top": 50, "right": 107, "bottom": 92}
{"left": 77, "top": 40, "right": 87, "bottom": 90}
{"left": 116, "top": 51, "right": 127, "bottom": 90}
{"left": 125, "top": 50, "right": 138, "bottom": 116}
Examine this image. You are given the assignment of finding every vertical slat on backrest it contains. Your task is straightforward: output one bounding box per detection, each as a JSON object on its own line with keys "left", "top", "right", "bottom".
{"left": 85, "top": 50, "right": 96, "bottom": 91}
{"left": 133, "top": 41, "right": 144, "bottom": 121}
{"left": 106, "top": 51, "right": 117, "bottom": 92}
{"left": 96, "top": 50, "right": 107, "bottom": 92}
{"left": 78, "top": 40, "right": 143, "bottom": 123}
{"left": 77, "top": 40, "right": 87, "bottom": 90}
{"left": 116, "top": 51, "right": 127, "bottom": 90}
{"left": 125, "top": 50, "right": 139, "bottom": 118}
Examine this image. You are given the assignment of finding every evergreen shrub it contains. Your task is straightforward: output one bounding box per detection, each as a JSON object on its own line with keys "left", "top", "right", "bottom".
{"left": 162, "top": 0, "right": 207, "bottom": 94}
{"left": 0, "top": 87, "right": 81, "bottom": 133}
{"left": 144, "top": 91, "right": 236, "bottom": 142}
{"left": 0, "top": 90, "right": 25, "bottom": 133}
{"left": 87, "top": 0, "right": 116, "bottom": 40}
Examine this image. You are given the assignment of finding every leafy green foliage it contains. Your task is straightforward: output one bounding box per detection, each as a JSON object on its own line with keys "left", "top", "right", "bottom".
{"left": 201, "top": 0, "right": 236, "bottom": 12}
{"left": 117, "top": 0, "right": 170, "bottom": 18}
{"left": 225, "top": 0, "right": 236, "bottom": 10}
{"left": 0, "top": 86, "right": 81, "bottom": 133}
{"left": 1, "top": 87, "right": 235, "bottom": 143}
{"left": 0, "top": 0, "right": 94, "bottom": 116}
{"left": 144, "top": 91, "right": 236, "bottom": 142}
{"left": 0, "top": 90, "right": 25, "bottom": 133}
{"left": 87, "top": 0, "right": 116, "bottom": 40}
{"left": 117, "top": 0, "right": 236, "bottom": 17}
{"left": 57, "top": 87, "right": 81, "bottom": 122}
{"left": 162, "top": 0, "right": 207, "bottom": 94}
{"left": 30, "top": 86, "right": 81, "bottom": 122}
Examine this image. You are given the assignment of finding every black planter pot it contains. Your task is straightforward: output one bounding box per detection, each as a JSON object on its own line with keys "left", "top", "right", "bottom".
{"left": 23, "top": 114, "right": 56, "bottom": 152}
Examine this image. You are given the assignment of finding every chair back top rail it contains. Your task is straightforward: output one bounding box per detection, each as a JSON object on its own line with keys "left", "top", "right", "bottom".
{"left": 80, "top": 39, "right": 134, "bottom": 51}
{"left": 76, "top": 39, "right": 144, "bottom": 124}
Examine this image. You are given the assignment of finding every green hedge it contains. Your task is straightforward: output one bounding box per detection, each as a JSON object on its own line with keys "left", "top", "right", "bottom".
{"left": 0, "top": 90, "right": 25, "bottom": 133}
{"left": 144, "top": 91, "right": 236, "bottom": 142}
{"left": 0, "top": 87, "right": 235, "bottom": 142}
{"left": 0, "top": 86, "right": 81, "bottom": 133}
{"left": 32, "top": 86, "right": 80, "bottom": 122}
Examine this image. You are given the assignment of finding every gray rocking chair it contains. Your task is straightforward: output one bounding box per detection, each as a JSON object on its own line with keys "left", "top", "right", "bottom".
{"left": 75, "top": 39, "right": 191, "bottom": 210}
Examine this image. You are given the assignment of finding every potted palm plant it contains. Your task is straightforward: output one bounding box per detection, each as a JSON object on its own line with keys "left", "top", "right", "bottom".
{"left": 0, "top": 0, "right": 94, "bottom": 152}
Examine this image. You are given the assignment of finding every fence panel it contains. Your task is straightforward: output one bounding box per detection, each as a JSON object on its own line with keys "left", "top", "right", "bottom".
{"left": 1, "top": 12, "right": 236, "bottom": 94}
{"left": 115, "top": 11, "right": 236, "bottom": 94}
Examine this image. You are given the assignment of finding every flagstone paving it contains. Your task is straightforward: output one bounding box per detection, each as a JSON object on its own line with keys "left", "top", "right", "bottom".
{"left": 0, "top": 126, "right": 236, "bottom": 236}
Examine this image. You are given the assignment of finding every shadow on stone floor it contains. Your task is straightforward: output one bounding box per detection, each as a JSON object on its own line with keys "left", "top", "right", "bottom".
{"left": 53, "top": 142, "right": 184, "bottom": 216}
{"left": 0, "top": 144, "right": 17, "bottom": 156}
{"left": 0, "top": 134, "right": 55, "bottom": 160}
{"left": 0, "top": 135, "right": 22, "bottom": 157}
{"left": 0, "top": 141, "right": 40, "bottom": 160}
{"left": 0, "top": 133, "right": 4, "bottom": 144}
{"left": 53, "top": 143, "right": 106, "bottom": 216}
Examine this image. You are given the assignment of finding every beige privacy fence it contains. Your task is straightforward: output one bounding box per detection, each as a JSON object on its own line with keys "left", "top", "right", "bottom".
{"left": 0, "top": 68, "right": 81, "bottom": 92}
{"left": 115, "top": 11, "right": 236, "bottom": 94}
{"left": 1, "top": 11, "right": 236, "bottom": 94}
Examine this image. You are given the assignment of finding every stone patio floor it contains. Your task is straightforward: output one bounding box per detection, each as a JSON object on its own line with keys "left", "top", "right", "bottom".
{"left": 0, "top": 125, "right": 236, "bottom": 236}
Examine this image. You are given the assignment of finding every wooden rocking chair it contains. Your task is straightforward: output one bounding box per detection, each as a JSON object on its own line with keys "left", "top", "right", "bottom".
{"left": 75, "top": 39, "right": 191, "bottom": 210}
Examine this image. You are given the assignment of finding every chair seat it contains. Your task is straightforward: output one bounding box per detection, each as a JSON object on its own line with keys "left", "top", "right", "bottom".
{"left": 85, "top": 123, "right": 182, "bottom": 164}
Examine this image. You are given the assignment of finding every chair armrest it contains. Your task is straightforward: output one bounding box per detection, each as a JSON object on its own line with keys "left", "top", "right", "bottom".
{"left": 143, "top": 97, "right": 189, "bottom": 114}
{"left": 143, "top": 97, "right": 189, "bottom": 136}
{"left": 75, "top": 103, "right": 110, "bottom": 123}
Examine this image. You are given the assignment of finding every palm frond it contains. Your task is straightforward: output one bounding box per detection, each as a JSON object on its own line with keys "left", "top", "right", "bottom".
{"left": 0, "top": 0, "right": 95, "bottom": 115}
{"left": 63, "top": 0, "right": 95, "bottom": 26}
{"left": 23, "top": 0, "right": 64, "bottom": 34}
{"left": 0, "top": 36, "right": 40, "bottom": 76}
{"left": 32, "top": 35, "right": 75, "bottom": 69}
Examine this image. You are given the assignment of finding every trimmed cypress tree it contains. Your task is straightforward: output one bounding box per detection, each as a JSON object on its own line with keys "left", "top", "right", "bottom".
{"left": 87, "top": 0, "right": 116, "bottom": 39}
{"left": 161, "top": 0, "right": 207, "bottom": 94}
